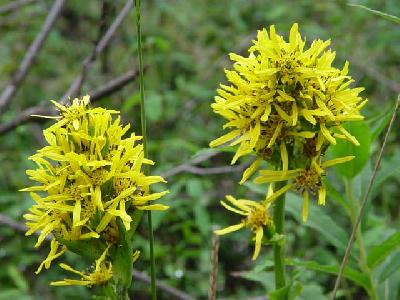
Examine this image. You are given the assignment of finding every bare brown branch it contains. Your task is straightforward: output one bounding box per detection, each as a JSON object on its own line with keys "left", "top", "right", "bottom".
{"left": 0, "top": 69, "right": 140, "bottom": 135}
{"left": 0, "top": 0, "right": 65, "bottom": 115}
{"left": 161, "top": 150, "right": 249, "bottom": 178}
{"left": 208, "top": 230, "right": 219, "bottom": 300}
{"left": 60, "top": 0, "right": 133, "bottom": 102}
{"left": 0, "top": 0, "right": 37, "bottom": 15}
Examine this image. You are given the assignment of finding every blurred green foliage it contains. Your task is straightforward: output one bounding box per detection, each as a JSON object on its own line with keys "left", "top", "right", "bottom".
{"left": 0, "top": 0, "right": 399, "bottom": 299}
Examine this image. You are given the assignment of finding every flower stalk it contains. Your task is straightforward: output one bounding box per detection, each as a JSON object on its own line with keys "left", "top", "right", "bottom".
{"left": 134, "top": 0, "right": 157, "bottom": 299}
{"left": 272, "top": 181, "right": 287, "bottom": 294}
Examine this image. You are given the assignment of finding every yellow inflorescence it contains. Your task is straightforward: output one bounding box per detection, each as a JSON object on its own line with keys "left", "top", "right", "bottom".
{"left": 211, "top": 23, "right": 367, "bottom": 258}
{"left": 215, "top": 195, "right": 273, "bottom": 260}
{"left": 21, "top": 96, "right": 168, "bottom": 285}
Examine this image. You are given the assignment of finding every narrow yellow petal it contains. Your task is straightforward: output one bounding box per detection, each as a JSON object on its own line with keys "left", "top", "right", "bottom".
{"left": 240, "top": 158, "right": 261, "bottom": 184}
{"left": 265, "top": 183, "right": 294, "bottom": 204}
{"left": 320, "top": 123, "right": 336, "bottom": 145}
{"left": 214, "top": 223, "right": 245, "bottom": 235}
{"left": 220, "top": 200, "right": 247, "bottom": 216}
{"left": 72, "top": 200, "right": 81, "bottom": 227}
{"left": 337, "top": 125, "right": 360, "bottom": 146}
{"left": 137, "top": 204, "right": 169, "bottom": 211}
{"left": 267, "top": 122, "right": 282, "bottom": 148}
{"left": 261, "top": 103, "right": 272, "bottom": 121}
{"left": 291, "top": 103, "right": 298, "bottom": 126}
{"left": 280, "top": 142, "right": 288, "bottom": 174}
{"left": 252, "top": 227, "right": 264, "bottom": 260}
{"left": 209, "top": 130, "right": 241, "bottom": 147}
{"left": 302, "top": 190, "right": 309, "bottom": 222}
{"left": 318, "top": 186, "right": 326, "bottom": 205}
{"left": 321, "top": 156, "right": 354, "bottom": 168}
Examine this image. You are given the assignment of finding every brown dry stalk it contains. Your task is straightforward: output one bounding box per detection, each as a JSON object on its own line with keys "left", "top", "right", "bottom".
{"left": 0, "top": 0, "right": 65, "bottom": 115}
{"left": 208, "top": 230, "right": 220, "bottom": 300}
{"left": 0, "top": 69, "right": 140, "bottom": 135}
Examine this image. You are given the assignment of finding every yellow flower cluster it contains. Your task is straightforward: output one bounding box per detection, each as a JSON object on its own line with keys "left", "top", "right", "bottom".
{"left": 21, "top": 96, "right": 168, "bottom": 285}
{"left": 211, "top": 23, "right": 367, "bottom": 258}
{"left": 215, "top": 184, "right": 291, "bottom": 260}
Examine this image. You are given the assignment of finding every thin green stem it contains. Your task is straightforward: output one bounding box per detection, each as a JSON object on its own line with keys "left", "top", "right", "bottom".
{"left": 273, "top": 180, "right": 287, "bottom": 298}
{"left": 134, "top": 1, "right": 157, "bottom": 299}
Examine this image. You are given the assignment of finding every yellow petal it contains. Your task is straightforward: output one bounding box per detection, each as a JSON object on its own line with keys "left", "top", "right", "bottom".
{"left": 280, "top": 142, "right": 288, "bottom": 174}
{"left": 240, "top": 158, "right": 261, "bottom": 184}
{"left": 265, "top": 183, "right": 294, "bottom": 204}
{"left": 318, "top": 186, "right": 326, "bottom": 205}
{"left": 214, "top": 223, "right": 245, "bottom": 235}
{"left": 320, "top": 123, "right": 336, "bottom": 145}
{"left": 136, "top": 204, "right": 169, "bottom": 211}
{"left": 72, "top": 200, "right": 81, "bottom": 227}
{"left": 252, "top": 227, "right": 264, "bottom": 260}
{"left": 302, "top": 190, "right": 309, "bottom": 222}
{"left": 209, "top": 130, "right": 241, "bottom": 147}
{"left": 321, "top": 156, "right": 354, "bottom": 168}
{"left": 220, "top": 200, "right": 247, "bottom": 216}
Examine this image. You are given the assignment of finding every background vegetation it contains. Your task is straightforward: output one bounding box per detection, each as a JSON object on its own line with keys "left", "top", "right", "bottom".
{"left": 0, "top": 0, "right": 399, "bottom": 299}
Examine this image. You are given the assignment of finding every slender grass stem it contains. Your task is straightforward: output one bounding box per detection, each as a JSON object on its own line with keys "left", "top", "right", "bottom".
{"left": 273, "top": 180, "right": 287, "bottom": 298}
{"left": 134, "top": 0, "right": 157, "bottom": 299}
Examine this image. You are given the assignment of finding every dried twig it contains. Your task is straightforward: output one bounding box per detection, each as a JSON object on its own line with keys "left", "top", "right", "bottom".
{"left": 0, "top": 0, "right": 65, "bottom": 115}
{"left": 331, "top": 95, "right": 400, "bottom": 299}
{"left": 61, "top": 0, "right": 133, "bottom": 102}
{"left": 0, "top": 69, "right": 140, "bottom": 135}
{"left": 161, "top": 150, "right": 249, "bottom": 179}
{"left": 0, "top": 0, "right": 37, "bottom": 15}
{"left": 0, "top": 213, "right": 29, "bottom": 233}
{"left": 208, "top": 230, "right": 220, "bottom": 300}
{"left": 350, "top": 58, "right": 400, "bottom": 93}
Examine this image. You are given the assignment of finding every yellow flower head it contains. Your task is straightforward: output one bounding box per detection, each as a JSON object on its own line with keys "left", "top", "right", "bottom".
{"left": 255, "top": 156, "right": 354, "bottom": 222}
{"left": 214, "top": 195, "right": 273, "bottom": 260}
{"left": 210, "top": 23, "right": 366, "bottom": 182}
{"left": 50, "top": 246, "right": 112, "bottom": 287}
{"left": 21, "top": 96, "right": 169, "bottom": 276}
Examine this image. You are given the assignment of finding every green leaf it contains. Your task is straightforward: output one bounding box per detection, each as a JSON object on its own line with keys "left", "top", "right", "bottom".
{"left": 112, "top": 218, "right": 133, "bottom": 288}
{"left": 368, "top": 106, "right": 394, "bottom": 142}
{"left": 329, "top": 122, "right": 371, "bottom": 179}
{"left": 145, "top": 91, "right": 163, "bottom": 122}
{"left": 194, "top": 204, "right": 210, "bottom": 236}
{"left": 7, "top": 265, "right": 28, "bottom": 292}
{"left": 56, "top": 236, "right": 105, "bottom": 261}
{"left": 121, "top": 92, "right": 141, "bottom": 113}
{"left": 269, "top": 281, "right": 303, "bottom": 300}
{"left": 377, "top": 250, "right": 400, "bottom": 283}
{"left": 286, "top": 259, "right": 371, "bottom": 291}
{"left": 349, "top": 4, "right": 400, "bottom": 24}
{"left": 286, "top": 193, "right": 350, "bottom": 252}
{"left": 324, "top": 180, "right": 351, "bottom": 215}
{"left": 0, "top": 289, "right": 31, "bottom": 300}
{"left": 367, "top": 231, "right": 400, "bottom": 268}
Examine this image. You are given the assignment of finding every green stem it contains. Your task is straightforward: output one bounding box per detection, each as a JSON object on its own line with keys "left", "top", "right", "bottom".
{"left": 273, "top": 180, "right": 287, "bottom": 297}
{"left": 134, "top": 1, "right": 157, "bottom": 299}
{"left": 345, "top": 180, "right": 378, "bottom": 300}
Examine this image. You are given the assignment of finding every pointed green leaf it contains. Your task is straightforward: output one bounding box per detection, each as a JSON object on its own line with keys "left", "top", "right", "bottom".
{"left": 329, "top": 122, "right": 371, "bottom": 179}
{"left": 286, "top": 259, "right": 371, "bottom": 291}
{"left": 367, "top": 231, "right": 400, "bottom": 268}
{"left": 349, "top": 4, "right": 400, "bottom": 24}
